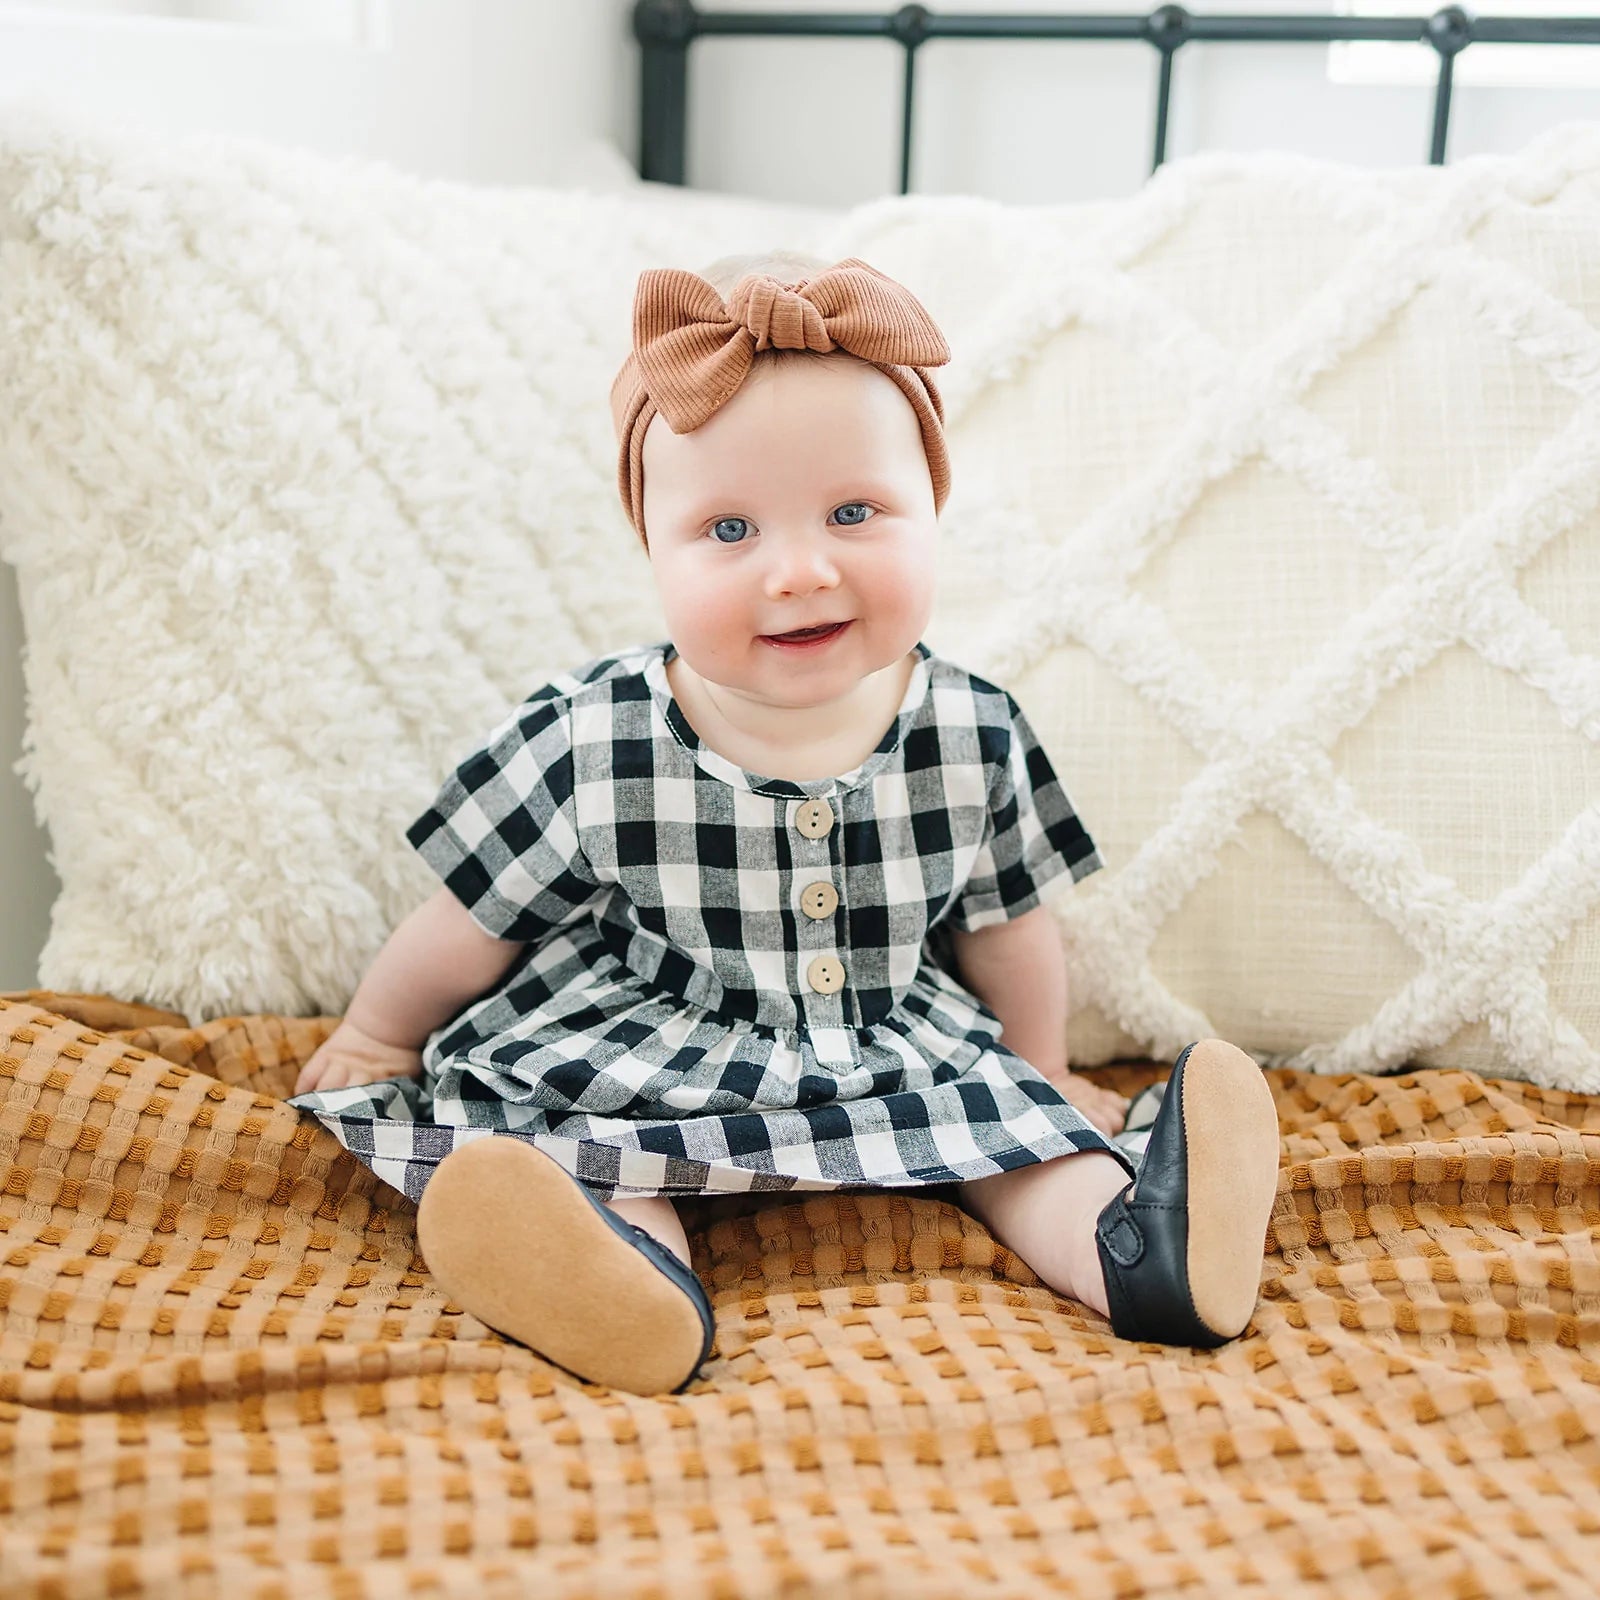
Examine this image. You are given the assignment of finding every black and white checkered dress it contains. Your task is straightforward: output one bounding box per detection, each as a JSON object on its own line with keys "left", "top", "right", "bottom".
{"left": 288, "top": 641, "right": 1137, "bottom": 1202}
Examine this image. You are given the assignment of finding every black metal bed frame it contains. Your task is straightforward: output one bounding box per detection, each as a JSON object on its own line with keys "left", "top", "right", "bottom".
{"left": 633, "top": 0, "right": 1600, "bottom": 190}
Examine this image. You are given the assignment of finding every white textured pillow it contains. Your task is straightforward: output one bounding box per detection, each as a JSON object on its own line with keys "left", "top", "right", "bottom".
{"left": 2, "top": 112, "right": 1596, "bottom": 1090}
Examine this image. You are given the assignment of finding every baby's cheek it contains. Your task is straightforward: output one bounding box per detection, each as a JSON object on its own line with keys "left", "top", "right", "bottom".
{"left": 871, "top": 541, "right": 937, "bottom": 618}
{"left": 661, "top": 568, "right": 752, "bottom": 657}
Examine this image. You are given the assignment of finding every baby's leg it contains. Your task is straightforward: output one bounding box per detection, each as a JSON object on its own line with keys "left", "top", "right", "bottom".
{"left": 606, "top": 1194, "right": 691, "bottom": 1266}
{"left": 961, "top": 1151, "right": 1132, "bottom": 1318}
{"left": 966, "top": 1041, "right": 1280, "bottom": 1346}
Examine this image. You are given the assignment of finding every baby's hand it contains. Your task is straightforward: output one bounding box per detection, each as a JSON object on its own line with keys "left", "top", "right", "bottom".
{"left": 293, "top": 1018, "right": 423, "bottom": 1096}
{"left": 1040, "top": 1067, "right": 1128, "bottom": 1138}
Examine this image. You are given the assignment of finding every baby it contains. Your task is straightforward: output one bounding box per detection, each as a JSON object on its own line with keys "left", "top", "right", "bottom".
{"left": 288, "top": 253, "right": 1282, "bottom": 1396}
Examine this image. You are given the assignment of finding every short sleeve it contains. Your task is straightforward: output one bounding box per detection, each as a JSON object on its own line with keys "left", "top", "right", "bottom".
{"left": 405, "top": 697, "right": 605, "bottom": 943}
{"left": 945, "top": 692, "right": 1102, "bottom": 932}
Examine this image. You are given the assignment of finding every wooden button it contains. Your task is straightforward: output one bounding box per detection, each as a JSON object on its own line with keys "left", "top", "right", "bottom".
{"left": 806, "top": 956, "right": 845, "bottom": 994}
{"left": 800, "top": 881, "right": 839, "bottom": 919}
{"left": 795, "top": 798, "right": 834, "bottom": 839}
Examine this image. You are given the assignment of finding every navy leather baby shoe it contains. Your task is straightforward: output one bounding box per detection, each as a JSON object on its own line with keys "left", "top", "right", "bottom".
{"left": 1093, "top": 1038, "right": 1280, "bottom": 1347}
{"left": 416, "top": 1136, "right": 716, "bottom": 1395}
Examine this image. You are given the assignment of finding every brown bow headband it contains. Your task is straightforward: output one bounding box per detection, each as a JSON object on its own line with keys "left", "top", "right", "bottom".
{"left": 609, "top": 257, "right": 953, "bottom": 543}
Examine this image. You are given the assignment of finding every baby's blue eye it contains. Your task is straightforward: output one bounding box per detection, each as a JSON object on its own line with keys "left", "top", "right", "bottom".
{"left": 710, "top": 517, "right": 750, "bottom": 544}
{"left": 832, "top": 502, "right": 874, "bottom": 526}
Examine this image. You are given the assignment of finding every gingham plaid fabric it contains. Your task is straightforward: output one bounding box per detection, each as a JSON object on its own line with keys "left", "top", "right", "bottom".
{"left": 289, "top": 641, "right": 1131, "bottom": 1201}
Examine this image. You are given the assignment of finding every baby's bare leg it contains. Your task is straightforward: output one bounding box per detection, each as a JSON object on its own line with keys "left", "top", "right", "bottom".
{"left": 961, "top": 1152, "right": 1132, "bottom": 1318}
{"left": 607, "top": 1194, "right": 691, "bottom": 1266}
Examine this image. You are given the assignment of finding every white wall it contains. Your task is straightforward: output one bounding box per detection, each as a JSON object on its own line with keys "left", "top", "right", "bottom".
{"left": 3, "top": 0, "right": 1595, "bottom": 992}
{"left": 682, "top": 1, "right": 1600, "bottom": 207}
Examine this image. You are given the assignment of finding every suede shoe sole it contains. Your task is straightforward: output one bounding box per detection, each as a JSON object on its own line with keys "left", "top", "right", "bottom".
{"left": 1094, "top": 1038, "right": 1280, "bottom": 1347}
{"left": 416, "top": 1135, "right": 714, "bottom": 1395}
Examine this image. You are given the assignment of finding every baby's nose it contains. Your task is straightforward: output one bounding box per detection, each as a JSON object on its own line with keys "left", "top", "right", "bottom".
{"left": 764, "top": 534, "right": 840, "bottom": 595}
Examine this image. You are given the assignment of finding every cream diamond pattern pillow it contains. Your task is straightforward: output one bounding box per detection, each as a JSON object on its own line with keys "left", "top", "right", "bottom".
{"left": 843, "top": 133, "right": 1600, "bottom": 1090}
{"left": 1, "top": 114, "right": 1597, "bottom": 1090}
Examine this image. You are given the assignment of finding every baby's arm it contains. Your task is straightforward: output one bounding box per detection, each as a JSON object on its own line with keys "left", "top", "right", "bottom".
{"left": 949, "top": 904, "right": 1069, "bottom": 1073}
{"left": 947, "top": 905, "right": 1126, "bottom": 1134}
{"left": 293, "top": 887, "right": 526, "bottom": 1094}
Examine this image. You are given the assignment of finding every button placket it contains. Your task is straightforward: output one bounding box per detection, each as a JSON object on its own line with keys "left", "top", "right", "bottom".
{"left": 788, "top": 794, "right": 850, "bottom": 1047}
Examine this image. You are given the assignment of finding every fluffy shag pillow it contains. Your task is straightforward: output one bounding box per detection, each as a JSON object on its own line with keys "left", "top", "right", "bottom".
{"left": 2, "top": 111, "right": 1597, "bottom": 1089}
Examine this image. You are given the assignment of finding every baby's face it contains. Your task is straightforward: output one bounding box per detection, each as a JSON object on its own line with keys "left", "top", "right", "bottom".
{"left": 641, "top": 354, "right": 938, "bottom": 712}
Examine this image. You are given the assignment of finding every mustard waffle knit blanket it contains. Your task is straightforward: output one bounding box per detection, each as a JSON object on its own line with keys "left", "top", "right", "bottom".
{"left": 2, "top": 993, "right": 1597, "bottom": 1597}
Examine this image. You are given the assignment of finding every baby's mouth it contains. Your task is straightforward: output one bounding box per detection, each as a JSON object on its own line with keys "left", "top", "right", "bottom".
{"left": 765, "top": 621, "right": 850, "bottom": 644}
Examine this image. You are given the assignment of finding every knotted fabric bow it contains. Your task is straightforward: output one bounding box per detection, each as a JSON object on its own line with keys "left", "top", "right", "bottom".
{"left": 609, "top": 257, "right": 952, "bottom": 543}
